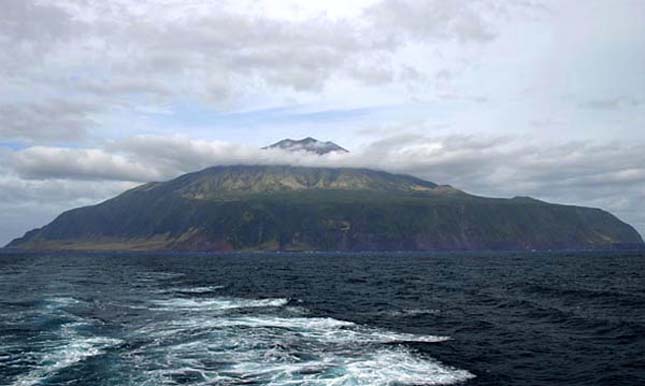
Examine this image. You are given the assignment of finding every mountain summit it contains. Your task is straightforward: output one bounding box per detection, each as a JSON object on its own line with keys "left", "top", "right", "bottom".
{"left": 263, "top": 137, "right": 348, "bottom": 155}
{"left": 6, "top": 165, "right": 643, "bottom": 252}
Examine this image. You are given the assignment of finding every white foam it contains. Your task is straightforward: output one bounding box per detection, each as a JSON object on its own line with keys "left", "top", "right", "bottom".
{"left": 218, "top": 349, "right": 473, "bottom": 385}
{"left": 151, "top": 297, "right": 289, "bottom": 311}
{"left": 167, "top": 315, "right": 449, "bottom": 344}
{"left": 138, "top": 272, "right": 185, "bottom": 280}
{"left": 45, "top": 297, "right": 83, "bottom": 308}
{"left": 216, "top": 315, "right": 355, "bottom": 329}
{"left": 10, "top": 323, "right": 122, "bottom": 386}
{"left": 136, "top": 341, "right": 472, "bottom": 386}
{"left": 332, "top": 348, "right": 474, "bottom": 385}
{"left": 364, "top": 330, "right": 450, "bottom": 343}
{"left": 132, "top": 295, "right": 470, "bottom": 385}
{"left": 169, "top": 285, "right": 226, "bottom": 293}
{"left": 383, "top": 308, "right": 442, "bottom": 317}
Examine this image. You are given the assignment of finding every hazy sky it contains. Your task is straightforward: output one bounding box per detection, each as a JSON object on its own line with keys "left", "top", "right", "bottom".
{"left": 2, "top": 0, "right": 645, "bottom": 245}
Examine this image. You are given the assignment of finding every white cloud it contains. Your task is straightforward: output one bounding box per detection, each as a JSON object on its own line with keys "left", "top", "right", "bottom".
{"left": 12, "top": 146, "right": 158, "bottom": 181}
{"left": 0, "top": 0, "right": 515, "bottom": 142}
{"left": 0, "top": 100, "right": 100, "bottom": 142}
{"left": 365, "top": 0, "right": 497, "bottom": 43}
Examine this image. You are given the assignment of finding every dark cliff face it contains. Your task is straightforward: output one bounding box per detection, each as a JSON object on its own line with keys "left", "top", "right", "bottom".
{"left": 7, "top": 165, "right": 644, "bottom": 252}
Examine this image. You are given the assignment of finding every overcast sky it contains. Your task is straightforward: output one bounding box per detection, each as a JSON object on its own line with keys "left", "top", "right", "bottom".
{"left": 2, "top": 0, "right": 645, "bottom": 245}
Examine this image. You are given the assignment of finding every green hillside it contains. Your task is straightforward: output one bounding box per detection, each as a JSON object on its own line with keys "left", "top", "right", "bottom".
{"left": 7, "top": 165, "right": 643, "bottom": 252}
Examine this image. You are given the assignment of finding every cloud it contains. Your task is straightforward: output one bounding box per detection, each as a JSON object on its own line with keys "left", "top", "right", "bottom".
{"left": 10, "top": 135, "right": 645, "bottom": 192}
{"left": 366, "top": 0, "right": 497, "bottom": 43}
{"left": 580, "top": 97, "right": 641, "bottom": 110}
{"left": 0, "top": 172, "right": 135, "bottom": 206}
{"left": 0, "top": 100, "right": 101, "bottom": 142}
{"left": 0, "top": 0, "right": 78, "bottom": 44}
{"left": 12, "top": 146, "right": 160, "bottom": 181}
{"left": 0, "top": 0, "right": 513, "bottom": 142}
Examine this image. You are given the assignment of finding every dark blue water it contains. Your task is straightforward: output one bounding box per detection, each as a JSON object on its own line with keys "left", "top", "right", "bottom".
{"left": 1, "top": 252, "right": 644, "bottom": 385}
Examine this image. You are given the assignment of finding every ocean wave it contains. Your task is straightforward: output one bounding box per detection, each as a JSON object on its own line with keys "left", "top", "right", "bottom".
{"left": 128, "top": 293, "right": 468, "bottom": 385}
{"left": 10, "top": 323, "right": 121, "bottom": 386}
{"left": 166, "top": 285, "right": 227, "bottom": 294}
{"left": 150, "top": 297, "right": 289, "bottom": 311}
{"left": 4, "top": 289, "right": 469, "bottom": 386}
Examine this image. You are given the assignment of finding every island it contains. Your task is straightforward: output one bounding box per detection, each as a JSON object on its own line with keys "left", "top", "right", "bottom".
{"left": 7, "top": 164, "right": 643, "bottom": 252}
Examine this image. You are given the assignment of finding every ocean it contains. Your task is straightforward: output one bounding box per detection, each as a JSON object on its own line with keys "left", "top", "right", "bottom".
{"left": 0, "top": 251, "right": 643, "bottom": 385}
